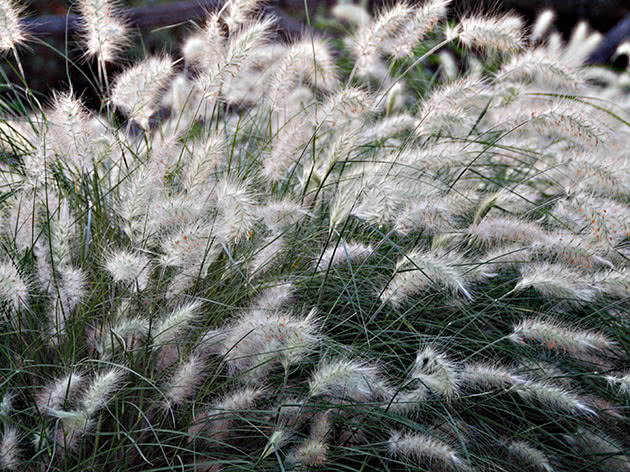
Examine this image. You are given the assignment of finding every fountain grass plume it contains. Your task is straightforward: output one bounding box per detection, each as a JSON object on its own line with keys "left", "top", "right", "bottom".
{"left": 1, "top": 4, "right": 630, "bottom": 470}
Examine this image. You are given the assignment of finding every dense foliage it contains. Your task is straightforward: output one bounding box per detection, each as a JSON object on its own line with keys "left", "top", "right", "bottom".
{"left": 1, "top": 1, "right": 629, "bottom": 471}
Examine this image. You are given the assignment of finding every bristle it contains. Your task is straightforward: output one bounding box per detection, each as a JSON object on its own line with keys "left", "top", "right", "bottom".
{"left": 381, "top": 248, "right": 472, "bottom": 307}
{"left": 259, "top": 200, "right": 309, "bottom": 234}
{"left": 457, "top": 14, "right": 524, "bottom": 54}
{"left": 460, "top": 364, "right": 527, "bottom": 390}
{"left": 387, "top": 0, "right": 451, "bottom": 58}
{"left": 77, "top": 0, "right": 129, "bottom": 66}
{"left": 530, "top": 10, "right": 555, "bottom": 42}
{"left": 514, "top": 263, "right": 598, "bottom": 305}
{"left": 36, "top": 374, "right": 84, "bottom": 414}
{"left": 210, "top": 307, "right": 321, "bottom": 381}
{"left": 0, "top": 0, "right": 28, "bottom": 53}
{"left": 110, "top": 56, "right": 174, "bottom": 126}
{"left": 0, "top": 259, "right": 28, "bottom": 314}
{"left": 80, "top": 369, "right": 125, "bottom": 416}
{"left": 332, "top": 3, "right": 370, "bottom": 27}
{"left": 213, "top": 177, "right": 258, "bottom": 244}
{"left": 188, "top": 386, "right": 265, "bottom": 442}
{"left": 0, "top": 425, "right": 21, "bottom": 471}
{"left": 350, "top": 3, "right": 413, "bottom": 73}
{"left": 164, "top": 354, "right": 206, "bottom": 408}
{"left": 507, "top": 441, "right": 554, "bottom": 472}
{"left": 516, "top": 380, "right": 596, "bottom": 416}
{"left": 510, "top": 318, "right": 619, "bottom": 359}
{"left": 388, "top": 430, "right": 464, "bottom": 469}
{"left": 309, "top": 359, "right": 392, "bottom": 402}
{"left": 249, "top": 234, "right": 285, "bottom": 276}
{"left": 152, "top": 301, "right": 202, "bottom": 350}
{"left": 316, "top": 240, "right": 372, "bottom": 271}
{"left": 104, "top": 249, "right": 151, "bottom": 291}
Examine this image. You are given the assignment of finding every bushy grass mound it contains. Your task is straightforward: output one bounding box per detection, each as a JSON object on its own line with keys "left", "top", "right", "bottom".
{"left": 0, "top": 1, "right": 629, "bottom": 470}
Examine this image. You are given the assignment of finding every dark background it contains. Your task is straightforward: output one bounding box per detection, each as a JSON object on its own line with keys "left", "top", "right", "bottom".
{"left": 3, "top": 0, "right": 629, "bottom": 110}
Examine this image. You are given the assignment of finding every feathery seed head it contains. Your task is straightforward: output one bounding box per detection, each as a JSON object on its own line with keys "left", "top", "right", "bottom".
{"left": 469, "top": 216, "right": 546, "bottom": 247}
{"left": 458, "top": 14, "right": 524, "bottom": 54}
{"left": 188, "top": 386, "right": 265, "bottom": 441}
{"left": 318, "top": 88, "right": 373, "bottom": 128}
{"left": 350, "top": 2, "right": 413, "bottom": 72}
{"left": 415, "top": 77, "right": 488, "bottom": 136}
{"left": 410, "top": 345, "right": 459, "bottom": 399}
{"left": 531, "top": 232, "right": 609, "bottom": 271}
{"left": 530, "top": 10, "right": 555, "bottom": 42}
{"left": 252, "top": 282, "right": 294, "bottom": 311}
{"left": 78, "top": 0, "right": 129, "bottom": 65}
{"left": 388, "top": 430, "right": 464, "bottom": 469}
{"left": 80, "top": 368, "right": 125, "bottom": 416}
{"left": 0, "top": 425, "right": 21, "bottom": 471}
{"left": 0, "top": 0, "right": 28, "bottom": 53}
{"left": 164, "top": 354, "right": 206, "bottom": 409}
{"left": 182, "top": 134, "right": 225, "bottom": 193}
{"left": 213, "top": 177, "right": 258, "bottom": 243}
{"left": 309, "top": 359, "right": 391, "bottom": 402}
{"left": 49, "top": 409, "right": 93, "bottom": 452}
{"left": 0, "top": 393, "right": 12, "bottom": 417}
{"left": 159, "top": 222, "right": 218, "bottom": 274}
{"left": 46, "top": 267, "right": 87, "bottom": 343}
{"left": 394, "top": 197, "right": 455, "bottom": 236}
{"left": 213, "top": 307, "right": 321, "bottom": 381}
{"left": 498, "top": 50, "right": 583, "bottom": 90}
{"left": 384, "top": 82, "right": 407, "bottom": 115}
{"left": 36, "top": 373, "right": 84, "bottom": 414}
{"left": 507, "top": 441, "right": 554, "bottom": 472}
{"left": 249, "top": 235, "right": 285, "bottom": 276}
{"left": 260, "top": 200, "right": 310, "bottom": 234}
{"left": 515, "top": 380, "right": 596, "bottom": 416}
{"left": 477, "top": 245, "right": 530, "bottom": 279}
{"left": 46, "top": 91, "right": 98, "bottom": 172}
{"left": 215, "top": 386, "right": 265, "bottom": 412}
{"left": 316, "top": 240, "right": 372, "bottom": 272}
{"left": 606, "top": 374, "right": 630, "bottom": 396}
{"left": 564, "top": 22, "right": 601, "bottom": 66}
{"left": 194, "top": 17, "right": 274, "bottom": 103}
{"left": 263, "top": 119, "right": 313, "bottom": 183}
{"left": 96, "top": 316, "right": 150, "bottom": 358}
{"left": 566, "top": 428, "right": 630, "bottom": 472}
{"left": 381, "top": 248, "right": 472, "bottom": 307}
{"left": 364, "top": 113, "right": 418, "bottom": 140}
{"left": 225, "top": 0, "right": 264, "bottom": 31}
{"left": 105, "top": 249, "right": 151, "bottom": 291}
{"left": 0, "top": 259, "right": 29, "bottom": 314}
{"left": 182, "top": 35, "right": 210, "bottom": 66}
{"left": 268, "top": 38, "right": 339, "bottom": 106}
{"left": 111, "top": 56, "right": 174, "bottom": 126}
{"left": 514, "top": 263, "right": 598, "bottom": 305}
{"left": 509, "top": 318, "right": 619, "bottom": 358}
{"left": 272, "top": 397, "right": 307, "bottom": 431}
{"left": 333, "top": 4, "right": 370, "bottom": 27}
{"left": 152, "top": 301, "right": 202, "bottom": 350}
{"left": 460, "top": 364, "right": 527, "bottom": 390}
{"left": 386, "top": 0, "right": 451, "bottom": 58}
{"left": 287, "top": 438, "right": 328, "bottom": 467}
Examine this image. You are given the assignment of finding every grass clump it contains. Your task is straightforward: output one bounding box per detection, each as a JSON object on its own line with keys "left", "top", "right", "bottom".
{"left": 1, "top": 1, "right": 630, "bottom": 471}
